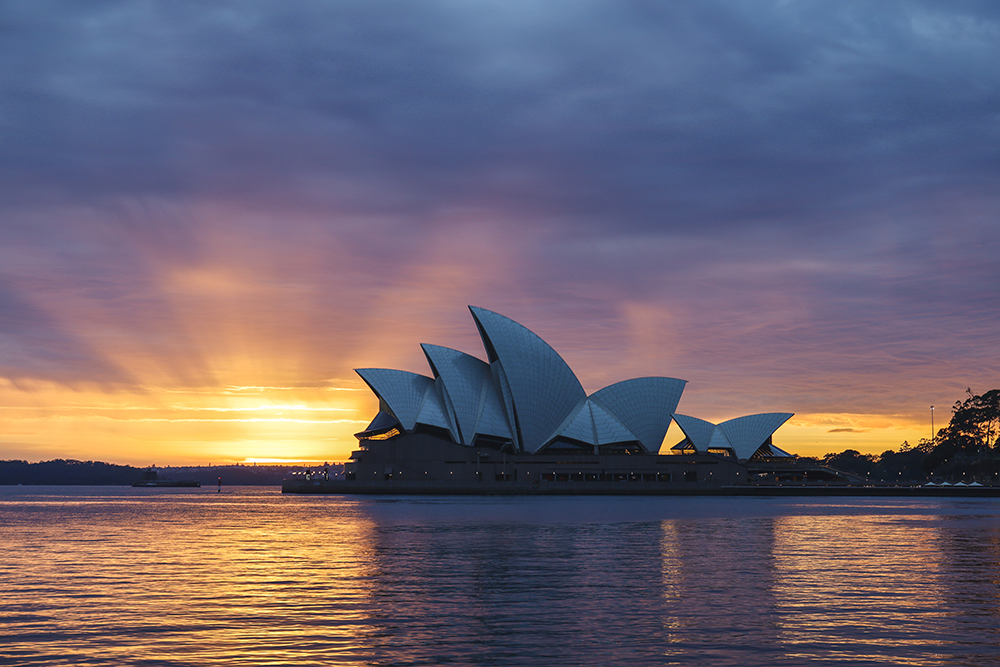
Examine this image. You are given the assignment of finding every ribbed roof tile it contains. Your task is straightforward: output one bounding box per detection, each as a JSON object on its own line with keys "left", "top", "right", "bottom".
{"left": 718, "top": 413, "right": 794, "bottom": 460}
{"left": 591, "top": 377, "right": 686, "bottom": 453}
{"left": 671, "top": 414, "right": 717, "bottom": 453}
{"left": 355, "top": 368, "right": 436, "bottom": 431}
{"left": 470, "top": 306, "right": 586, "bottom": 453}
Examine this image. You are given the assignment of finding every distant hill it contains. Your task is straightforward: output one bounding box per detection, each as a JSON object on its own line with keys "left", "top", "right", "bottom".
{"left": 0, "top": 459, "right": 334, "bottom": 486}
{"left": 0, "top": 459, "right": 140, "bottom": 485}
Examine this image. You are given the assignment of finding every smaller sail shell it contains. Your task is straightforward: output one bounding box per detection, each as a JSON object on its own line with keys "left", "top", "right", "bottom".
{"left": 356, "top": 369, "right": 435, "bottom": 431}
{"left": 421, "top": 344, "right": 512, "bottom": 445}
{"left": 590, "top": 377, "right": 687, "bottom": 453}
{"left": 717, "top": 413, "right": 794, "bottom": 460}
{"left": 673, "top": 412, "right": 794, "bottom": 460}
{"left": 557, "top": 399, "right": 597, "bottom": 445}
{"left": 671, "top": 414, "right": 717, "bottom": 453}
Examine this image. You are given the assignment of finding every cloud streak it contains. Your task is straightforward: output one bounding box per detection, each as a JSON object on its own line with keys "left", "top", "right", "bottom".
{"left": 1, "top": 1, "right": 998, "bottom": 462}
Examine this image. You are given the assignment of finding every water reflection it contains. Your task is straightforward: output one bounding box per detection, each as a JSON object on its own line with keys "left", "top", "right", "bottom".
{"left": 3, "top": 491, "right": 1000, "bottom": 666}
{"left": 657, "top": 518, "right": 783, "bottom": 663}
{"left": 1, "top": 490, "right": 383, "bottom": 665}
{"left": 771, "top": 512, "right": 948, "bottom": 665}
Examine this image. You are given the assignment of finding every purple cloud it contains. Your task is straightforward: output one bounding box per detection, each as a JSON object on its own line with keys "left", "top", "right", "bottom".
{"left": 0, "top": 0, "right": 997, "bottom": 457}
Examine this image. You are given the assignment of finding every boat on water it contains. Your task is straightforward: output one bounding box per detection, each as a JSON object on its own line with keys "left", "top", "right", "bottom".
{"left": 132, "top": 468, "right": 200, "bottom": 488}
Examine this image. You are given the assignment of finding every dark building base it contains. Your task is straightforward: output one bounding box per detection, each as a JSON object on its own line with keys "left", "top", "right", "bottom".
{"left": 283, "top": 433, "right": 1000, "bottom": 496}
{"left": 281, "top": 432, "right": 844, "bottom": 495}
{"left": 287, "top": 432, "right": 748, "bottom": 493}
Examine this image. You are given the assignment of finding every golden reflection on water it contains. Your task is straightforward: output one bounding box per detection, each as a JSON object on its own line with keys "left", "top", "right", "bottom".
{"left": 5, "top": 493, "right": 1000, "bottom": 666}
{"left": 658, "top": 517, "right": 785, "bottom": 662}
{"left": 771, "top": 508, "right": 952, "bottom": 665}
{"left": 654, "top": 502, "right": 1000, "bottom": 666}
{"left": 658, "top": 521, "right": 687, "bottom": 661}
{"left": 0, "top": 490, "right": 381, "bottom": 666}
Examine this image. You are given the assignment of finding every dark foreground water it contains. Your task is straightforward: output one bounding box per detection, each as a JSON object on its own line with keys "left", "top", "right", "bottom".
{"left": 2, "top": 488, "right": 1000, "bottom": 666}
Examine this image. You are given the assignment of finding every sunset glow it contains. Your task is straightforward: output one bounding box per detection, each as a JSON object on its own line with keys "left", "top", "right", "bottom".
{"left": 2, "top": 3, "right": 997, "bottom": 466}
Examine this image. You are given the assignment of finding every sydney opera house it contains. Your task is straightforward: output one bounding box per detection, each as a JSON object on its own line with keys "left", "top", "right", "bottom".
{"left": 286, "top": 307, "right": 842, "bottom": 494}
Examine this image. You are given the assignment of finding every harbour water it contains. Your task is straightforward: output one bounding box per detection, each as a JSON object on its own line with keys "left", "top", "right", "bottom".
{"left": 2, "top": 487, "right": 1000, "bottom": 666}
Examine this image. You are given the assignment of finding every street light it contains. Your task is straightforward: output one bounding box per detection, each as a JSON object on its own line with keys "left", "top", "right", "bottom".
{"left": 930, "top": 405, "right": 935, "bottom": 440}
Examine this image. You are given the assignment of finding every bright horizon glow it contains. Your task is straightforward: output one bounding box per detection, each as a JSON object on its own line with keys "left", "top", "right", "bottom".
{"left": 0, "top": 314, "right": 953, "bottom": 467}
{"left": 0, "top": 371, "right": 938, "bottom": 466}
{"left": 0, "top": 377, "right": 375, "bottom": 467}
{"left": 241, "top": 458, "right": 333, "bottom": 465}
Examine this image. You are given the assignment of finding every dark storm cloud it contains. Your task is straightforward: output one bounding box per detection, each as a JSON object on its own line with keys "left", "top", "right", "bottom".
{"left": 4, "top": 0, "right": 998, "bottom": 228}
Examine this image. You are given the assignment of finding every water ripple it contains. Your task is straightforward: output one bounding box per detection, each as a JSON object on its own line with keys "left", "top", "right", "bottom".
{"left": 2, "top": 489, "right": 1000, "bottom": 665}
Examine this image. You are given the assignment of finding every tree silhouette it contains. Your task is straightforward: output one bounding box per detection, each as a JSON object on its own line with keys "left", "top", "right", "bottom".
{"left": 923, "top": 389, "right": 1000, "bottom": 473}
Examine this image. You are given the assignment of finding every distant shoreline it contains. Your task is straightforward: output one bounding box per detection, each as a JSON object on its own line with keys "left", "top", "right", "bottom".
{"left": 0, "top": 459, "right": 336, "bottom": 486}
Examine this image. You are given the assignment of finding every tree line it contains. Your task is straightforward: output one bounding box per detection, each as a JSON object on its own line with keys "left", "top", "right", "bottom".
{"left": 803, "top": 389, "right": 1000, "bottom": 483}
{"left": 0, "top": 460, "right": 312, "bottom": 485}
{"left": 0, "top": 459, "right": 140, "bottom": 485}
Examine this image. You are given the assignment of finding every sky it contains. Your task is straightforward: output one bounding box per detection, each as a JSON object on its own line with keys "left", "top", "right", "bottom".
{"left": 1, "top": 1, "right": 998, "bottom": 466}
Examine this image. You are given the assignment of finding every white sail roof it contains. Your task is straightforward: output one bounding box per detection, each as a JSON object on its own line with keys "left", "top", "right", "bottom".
{"left": 557, "top": 398, "right": 597, "bottom": 445}
{"left": 590, "top": 377, "right": 687, "bottom": 453}
{"left": 671, "top": 414, "right": 717, "bottom": 453}
{"left": 421, "top": 344, "right": 485, "bottom": 445}
{"left": 552, "top": 397, "right": 638, "bottom": 449}
{"left": 708, "top": 427, "right": 732, "bottom": 451}
{"left": 470, "top": 306, "right": 586, "bottom": 453}
{"left": 415, "top": 383, "right": 454, "bottom": 434}
{"left": 355, "top": 368, "right": 436, "bottom": 431}
{"left": 673, "top": 412, "right": 794, "bottom": 460}
{"left": 589, "top": 400, "right": 638, "bottom": 445}
{"left": 421, "top": 344, "right": 512, "bottom": 445}
{"left": 717, "top": 413, "right": 794, "bottom": 460}
{"left": 353, "top": 307, "right": 796, "bottom": 459}
{"left": 767, "top": 444, "right": 794, "bottom": 458}
{"left": 476, "top": 374, "right": 514, "bottom": 442}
